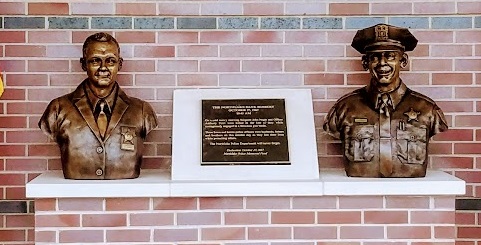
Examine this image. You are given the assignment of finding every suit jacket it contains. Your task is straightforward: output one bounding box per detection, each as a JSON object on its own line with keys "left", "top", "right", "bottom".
{"left": 39, "top": 80, "right": 158, "bottom": 179}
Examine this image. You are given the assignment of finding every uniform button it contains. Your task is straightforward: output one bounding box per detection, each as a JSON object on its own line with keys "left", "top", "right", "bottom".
{"left": 95, "top": 168, "right": 103, "bottom": 176}
{"left": 96, "top": 146, "right": 103, "bottom": 154}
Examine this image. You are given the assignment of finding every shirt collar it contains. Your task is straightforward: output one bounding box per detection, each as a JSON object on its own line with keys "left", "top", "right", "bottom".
{"left": 366, "top": 80, "right": 407, "bottom": 110}
{"left": 84, "top": 81, "right": 118, "bottom": 113}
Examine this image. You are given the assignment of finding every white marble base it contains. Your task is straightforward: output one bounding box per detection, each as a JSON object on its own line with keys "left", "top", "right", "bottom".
{"left": 26, "top": 169, "right": 465, "bottom": 198}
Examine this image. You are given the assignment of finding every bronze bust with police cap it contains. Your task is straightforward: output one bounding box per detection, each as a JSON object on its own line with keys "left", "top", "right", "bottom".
{"left": 323, "top": 24, "right": 448, "bottom": 178}
{"left": 39, "top": 32, "right": 158, "bottom": 180}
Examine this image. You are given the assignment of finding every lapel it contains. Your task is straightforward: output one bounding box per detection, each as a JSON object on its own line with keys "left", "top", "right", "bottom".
{"left": 72, "top": 80, "right": 103, "bottom": 142}
{"left": 103, "top": 87, "right": 130, "bottom": 141}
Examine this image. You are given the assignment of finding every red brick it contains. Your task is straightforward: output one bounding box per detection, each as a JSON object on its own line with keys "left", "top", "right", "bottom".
{"left": 329, "top": 3, "right": 368, "bottom": 15}
{"left": 432, "top": 45, "right": 472, "bottom": 57}
{"left": 340, "top": 226, "right": 384, "bottom": 239}
{"left": 412, "top": 31, "right": 453, "bottom": 43}
{"left": 455, "top": 171, "right": 481, "bottom": 183}
{"left": 158, "top": 3, "right": 199, "bottom": 15}
{"left": 199, "top": 197, "right": 243, "bottom": 209}
{"left": 157, "top": 60, "right": 198, "bottom": 72}
{"left": 35, "top": 198, "right": 56, "bottom": 211}
{"left": 431, "top": 156, "right": 473, "bottom": 169}
{"left": 178, "top": 74, "right": 217, "bottom": 86}
{"left": 294, "top": 226, "right": 337, "bottom": 239}
{"left": 121, "top": 60, "right": 156, "bottom": 72}
{"left": 432, "top": 73, "right": 473, "bottom": 85}
{"left": 177, "top": 212, "right": 221, "bottom": 225}
{"left": 28, "top": 145, "right": 60, "bottom": 157}
{"left": 5, "top": 45, "right": 46, "bottom": 57}
{"left": 159, "top": 31, "right": 199, "bottom": 44}
{"left": 411, "top": 211, "right": 454, "bottom": 224}
{"left": 202, "top": 2, "right": 242, "bottom": 15}
{"left": 248, "top": 227, "right": 291, "bottom": 240}
{"left": 371, "top": 3, "right": 412, "bottom": 14}
{"left": 200, "top": 31, "right": 241, "bottom": 43}
{"left": 458, "top": 227, "right": 481, "bottom": 238}
{"left": 130, "top": 213, "right": 174, "bottom": 226}
{"left": 365, "top": 211, "right": 408, "bottom": 224}
{"left": 5, "top": 186, "right": 26, "bottom": 199}
{"left": 244, "top": 3, "right": 284, "bottom": 15}
{"left": 0, "top": 31, "right": 26, "bottom": 43}
{"left": 36, "top": 214, "right": 80, "bottom": 227}
{"left": 387, "top": 226, "right": 431, "bottom": 239}
{"left": 386, "top": 196, "right": 430, "bottom": 209}
{"left": 285, "top": 60, "right": 324, "bottom": 72}
{"left": 154, "top": 228, "right": 198, "bottom": 242}
{"left": 134, "top": 46, "right": 175, "bottom": 58}
{"left": 411, "top": 59, "right": 452, "bottom": 71}
{"left": 429, "top": 142, "right": 453, "bottom": 154}
{"left": 116, "top": 3, "right": 156, "bottom": 15}
{"left": 221, "top": 45, "right": 260, "bottom": 57}
{"left": 458, "top": 2, "right": 481, "bottom": 14}
{"left": 433, "top": 129, "right": 473, "bottom": 141}
{"left": 82, "top": 214, "right": 126, "bottom": 227}
{"left": 262, "top": 74, "right": 302, "bottom": 86}
{"left": 456, "top": 212, "right": 476, "bottom": 225}
{"left": 36, "top": 230, "right": 56, "bottom": 243}
{"left": 0, "top": 60, "right": 26, "bottom": 72}
{"left": 292, "top": 196, "right": 337, "bottom": 209}
{"left": 59, "top": 230, "right": 104, "bottom": 243}
{"left": 106, "top": 229, "right": 150, "bottom": 242}
{"left": 318, "top": 211, "right": 361, "bottom": 224}
{"left": 434, "top": 197, "right": 456, "bottom": 209}
{"left": 455, "top": 143, "right": 481, "bottom": 154}
{"left": 5, "top": 159, "right": 48, "bottom": 171}
{"left": 106, "top": 198, "right": 150, "bottom": 211}
{"left": 0, "top": 230, "right": 25, "bottom": 242}
{"left": 71, "top": 3, "right": 114, "bottom": 15}
{"left": 6, "top": 74, "right": 48, "bottom": 86}
{"left": 456, "top": 31, "right": 481, "bottom": 43}
{"left": 243, "top": 60, "right": 282, "bottom": 72}
{"left": 202, "top": 227, "right": 245, "bottom": 240}
{"left": 414, "top": 2, "right": 455, "bottom": 14}
{"left": 29, "top": 60, "right": 69, "bottom": 72}
{"left": 434, "top": 226, "right": 455, "bottom": 239}
{"left": 225, "top": 211, "right": 268, "bottom": 225}
{"left": 339, "top": 196, "right": 383, "bottom": 209}
{"left": 287, "top": 31, "right": 327, "bottom": 43}
{"left": 327, "top": 60, "right": 364, "bottom": 72}
{"left": 243, "top": 31, "right": 283, "bottom": 43}
{"left": 0, "top": 2, "right": 25, "bottom": 15}
{"left": 272, "top": 211, "right": 315, "bottom": 224}
{"left": 305, "top": 45, "right": 344, "bottom": 57}
{"left": 178, "top": 44, "right": 218, "bottom": 57}
{"left": 456, "top": 59, "right": 481, "bottom": 71}
{"left": 6, "top": 130, "right": 47, "bottom": 144}
{"left": 6, "top": 214, "right": 34, "bottom": 227}
{"left": 28, "top": 3, "right": 68, "bottom": 15}
{"left": 115, "top": 32, "right": 155, "bottom": 44}
{"left": 57, "top": 198, "right": 103, "bottom": 211}
{"left": 200, "top": 60, "right": 240, "bottom": 72}
{"left": 0, "top": 144, "right": 26, "bottom": 156}
{"left": 135, "top": 74, "right": 175, "bottom": 86}
{"left": 28, "top": 88, "right": 71, "bottom": 101}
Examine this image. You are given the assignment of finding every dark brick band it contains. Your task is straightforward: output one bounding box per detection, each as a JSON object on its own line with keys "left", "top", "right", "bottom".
{"left": 0, "top": 201, "right": 29, "bottom": 214}
{"left": 456, "top": 198, "right": 481, "bottom": 210}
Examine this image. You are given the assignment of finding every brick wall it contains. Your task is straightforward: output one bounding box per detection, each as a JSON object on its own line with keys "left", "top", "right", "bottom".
{"left": 0, "top": 0, "right": 480, "bottom": 244}
{"left": 34, "top": 196, "right": 457, "bottom": 244}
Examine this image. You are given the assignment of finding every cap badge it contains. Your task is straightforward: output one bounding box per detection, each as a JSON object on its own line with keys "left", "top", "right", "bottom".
{"left": 375, "top": 25, "right": 389, "bottom": 41}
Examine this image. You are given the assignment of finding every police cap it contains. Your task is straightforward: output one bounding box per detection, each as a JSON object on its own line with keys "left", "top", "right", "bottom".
{"left": 351, "top": 24, "right": 418, "bottom": 54}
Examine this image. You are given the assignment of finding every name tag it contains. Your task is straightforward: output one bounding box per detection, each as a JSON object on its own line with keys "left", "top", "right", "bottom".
{"left": 354, "top": 118, "right": 368, "bottom": 123}
{"left": 120, "top": 126, "right": 136, "bottom": 151}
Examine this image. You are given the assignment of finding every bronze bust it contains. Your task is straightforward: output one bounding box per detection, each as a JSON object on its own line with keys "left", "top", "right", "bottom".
{"left": 323, "top": 24, "right": 448, "bottom": 178}
{"left": 39, "top": 32, "right": 158, "bottom": 180}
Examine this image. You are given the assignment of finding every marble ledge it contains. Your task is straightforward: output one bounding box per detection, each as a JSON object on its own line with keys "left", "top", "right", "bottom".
{"left": 26, "top": 170, "right": 465, "bottom": 198}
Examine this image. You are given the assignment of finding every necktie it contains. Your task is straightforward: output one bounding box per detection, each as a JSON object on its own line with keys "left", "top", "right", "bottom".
{"left": 97, "top": 100, "right": 108, "bottom": 138}
{"left": 378, "top": 93, "right": 393, "bottom": 177}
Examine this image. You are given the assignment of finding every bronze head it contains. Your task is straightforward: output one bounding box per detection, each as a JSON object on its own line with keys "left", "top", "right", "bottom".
{"left": 352, "top": 24, "right": 417, "bottom": 93}
{"left": 80, "top": 32, "right": 123, "bottom": 98}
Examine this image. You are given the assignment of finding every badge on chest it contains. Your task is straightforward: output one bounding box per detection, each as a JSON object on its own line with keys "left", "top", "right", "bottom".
{"left": 120, "top": 126, "right": 136, "bottom": 151}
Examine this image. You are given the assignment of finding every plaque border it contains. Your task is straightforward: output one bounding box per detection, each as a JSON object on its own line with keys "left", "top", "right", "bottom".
{"left": 172, "top": 89, "right": 319, "bottom": 181}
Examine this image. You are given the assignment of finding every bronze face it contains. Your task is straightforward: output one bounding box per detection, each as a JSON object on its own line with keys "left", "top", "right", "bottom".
{"left": 82, "top": 41, "right": 123, "bottom": 98}
{"left": 363, "top": 49, "right": 408, "bottom": 93}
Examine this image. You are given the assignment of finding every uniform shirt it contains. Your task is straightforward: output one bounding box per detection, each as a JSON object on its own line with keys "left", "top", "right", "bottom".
{"left": 39, "top": 80, "right": 158, "bottom": 179}
{"left": 323, "top": 82, "right": 448, "bottom": 177}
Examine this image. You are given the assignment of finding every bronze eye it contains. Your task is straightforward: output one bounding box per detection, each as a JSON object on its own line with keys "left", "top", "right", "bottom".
{"left": 106, "top": 57, "right": 118, "bottom": 65}
{"left": 89, "top": 57, "right": 101, "bottom": 65}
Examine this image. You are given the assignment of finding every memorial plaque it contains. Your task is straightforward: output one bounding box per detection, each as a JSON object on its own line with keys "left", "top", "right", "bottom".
{"left": 202, "top": 99, "right": 289, "bottom": 165}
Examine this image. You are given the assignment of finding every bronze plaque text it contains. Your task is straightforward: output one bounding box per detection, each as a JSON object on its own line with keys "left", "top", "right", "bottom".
{"left": 202, "top": 99, "right": 289, "bottom": 165}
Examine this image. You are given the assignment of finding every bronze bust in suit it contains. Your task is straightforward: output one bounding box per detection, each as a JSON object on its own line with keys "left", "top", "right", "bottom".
{"left": 323, "top": 24, "right": 448, "bottom": 178}
{"left": 39, "top": 32, "right": 158, "bottom": 179}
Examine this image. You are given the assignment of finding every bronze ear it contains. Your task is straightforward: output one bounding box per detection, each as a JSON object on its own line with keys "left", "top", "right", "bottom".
{"left": 361, "top": 55, "right": 369, "bottom": 71}
{"left": 118, "top": 57, "right": 123, "bottom": 71}
{"left": 80, "top": 58, "right": 87, "bottom": 71}
{"left": 400, "top": 53, "right": 409, "bottom": 69}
